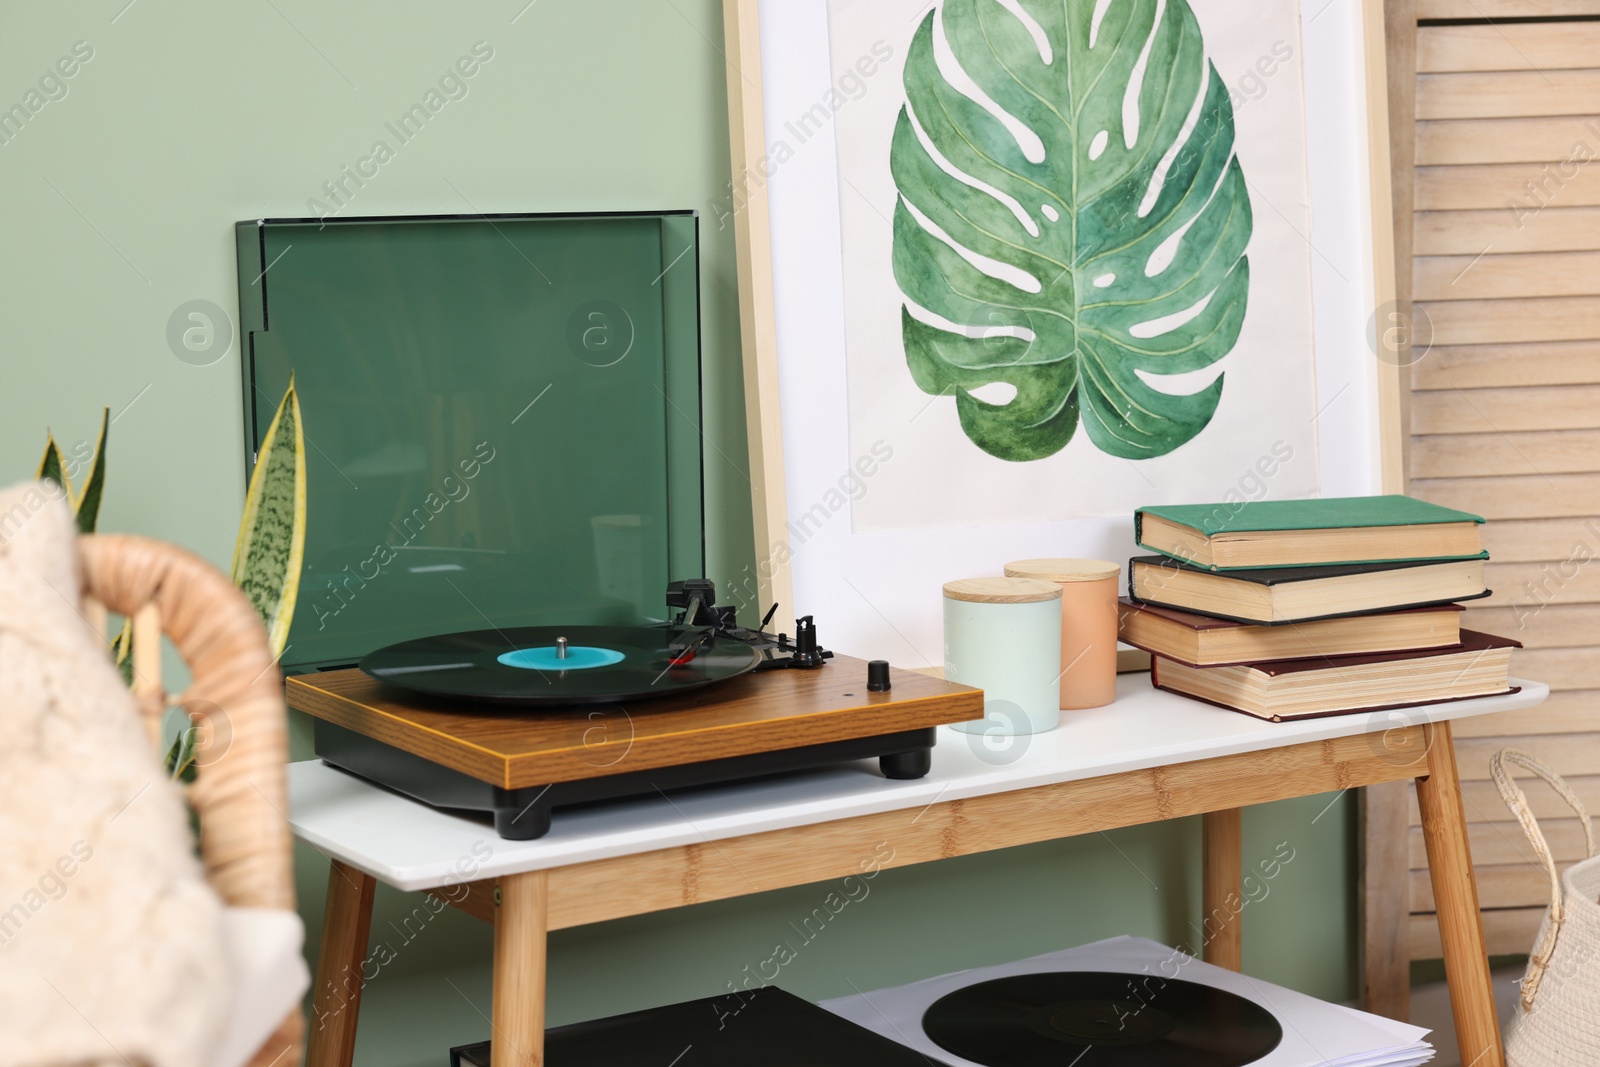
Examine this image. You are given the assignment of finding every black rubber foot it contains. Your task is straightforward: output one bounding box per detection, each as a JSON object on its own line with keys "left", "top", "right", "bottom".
{"left": 880, "top": 747, "right": 932, "bottom": 780}
{"left": 494, "top": 797, "right": 553, "bottom": 840}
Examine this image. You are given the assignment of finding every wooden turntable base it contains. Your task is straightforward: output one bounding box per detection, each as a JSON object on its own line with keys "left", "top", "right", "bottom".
{"left": 286, "top": 655, "right": 982, "bottom": 839}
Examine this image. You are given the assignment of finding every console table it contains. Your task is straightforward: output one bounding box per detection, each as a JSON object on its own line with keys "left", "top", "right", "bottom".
{"left": 289, "top": 670, "right": 1548, "bottom": 1067}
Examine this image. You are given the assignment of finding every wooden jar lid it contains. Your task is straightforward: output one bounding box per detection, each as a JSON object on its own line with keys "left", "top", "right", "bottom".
{"left": 1004, "top": 558, "right": 1121, "bottom": 583}
{"left": 942, "top": 577, "right": 1062, "bottom": 603}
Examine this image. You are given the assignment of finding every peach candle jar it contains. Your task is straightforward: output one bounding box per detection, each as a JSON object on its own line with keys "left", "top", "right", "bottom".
{"left": 1004, "top": 558, "right": 1121, "bottom": 710}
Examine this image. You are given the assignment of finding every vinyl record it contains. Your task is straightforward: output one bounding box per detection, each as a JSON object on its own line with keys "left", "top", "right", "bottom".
{"left": 921, "top": 971, "right": 1282, "bottom": 1067}
{"left": 360, "top": 625, "right": 762, "bottom": 707}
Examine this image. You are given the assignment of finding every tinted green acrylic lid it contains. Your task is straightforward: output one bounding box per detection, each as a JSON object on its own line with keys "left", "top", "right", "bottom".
{"left": 236, "top": 211, "right": 705, "bottom": 672}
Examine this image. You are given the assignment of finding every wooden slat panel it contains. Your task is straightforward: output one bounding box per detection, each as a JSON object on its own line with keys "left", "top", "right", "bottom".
{"left": 1416, "top": 162, "right": 1600, "bottom": 209}
{"left": 1482, "top": 563, "right": 1600, "bottom": 607}
{"left": 1413, "top": 473, "right": 1600, "bottom": 518}
{"left": 1418, "top": 0, "right": 1600, "bottom": 19}
{"left": 1412, "top": 864, "right": 1553, "bottom": 910}
{"left": 1411, "top": 774, "right": 1600, "bottom": 825}
{"left": 1455, "top": 733, "right": 1600, "bottom": 779}
{"left": 1450, "top": 689, "right": 1600, "bottom": 735}
{"left": 1488, "top": 564, "right": 1600, "bottom": 609}
{"left": 1411, "top": 385, "right": 1600, "bottom": 433}
{"left": 1470, "top": 603, "right": 1600, "bottom": 646}
{"left": 1466, "top": 605, "right": 1600, "bottom": 646}
{"left": 1416, "top": 162, "right": 1600, "bottom": 213}
{"left": 1417, "top": 296, "right": 1600, "bottom": 345}
{"left": 1414, "top": 208, "right": 1600, "bottom": 256}
{"left": 1412, "top": 341, "right": 1600, "bottom": 389}
{"left": 1418, "top": 22, "right": 1600, "bottom": 73}
{"left": 1410, "top": 817, "right": 1592, "bottom": 867}
{"left": 1416, "top": 251, "right": 1600, "bottom": 300}
{"left": 1410, "top": 906, "right": 1543, "bottom": 960}
{"left": 1506, "top": 648, "right": 1600, "bottom": 688}
{"left": 1404, "top": 22, "right": 1600, "bottom": 975}
{"left": 1481, "top": 519, "right": 1600, "bottom": 565}
{"left": 1410, "top": 429, "right": 1600, "bottom": 477}
{"left": 1419, "top": 70, "right": 1600, "bottom": 120}
{"left": 1417, "top": 116, "right": 1600, "bottom": 165}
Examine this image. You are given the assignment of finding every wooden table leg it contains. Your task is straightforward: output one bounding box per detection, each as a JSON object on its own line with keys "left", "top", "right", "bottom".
{"left": 1415, "top": 720, "right": 1504, "bottom": 1067}
{"left": 1361, "top": 780, "right": 1413, "bottom": 1021}
{"left": 1202, "top": 807, "right": 1243, "bottom": 970}
{"left": 492, "top": 871, "right": 550, "bottom": 1067}
{"left": 306, "top": 860, "right": 377, "bottom": 1067}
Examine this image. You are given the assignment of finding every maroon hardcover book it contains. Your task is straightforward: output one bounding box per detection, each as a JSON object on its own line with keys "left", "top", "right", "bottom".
{"left": 1151, "top": 629, "right": 1521, "bottom": 722}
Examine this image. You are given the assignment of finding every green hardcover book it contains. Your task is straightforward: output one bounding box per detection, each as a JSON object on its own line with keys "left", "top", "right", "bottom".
{"left": 1135, "top": 495, "right": 1487, "bottom": 571}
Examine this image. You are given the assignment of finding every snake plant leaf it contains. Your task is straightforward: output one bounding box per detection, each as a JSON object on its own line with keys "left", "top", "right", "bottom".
{"left": 73, "top": 407, "right": 110, "bottom": 534}
{"left": 892, "top": 0, "right": 1252, "bottom": 461}
{"left": 164, "top": 727, "right": 199, "bottom": 783}
{"left": 38, "top": 435, "right": 71, "bottom": 500}
{"left": 230, "top": 378, "right": 306, "bottom": 659}
{"left": 112, "top": 618, "right": 134, "bottom": 687}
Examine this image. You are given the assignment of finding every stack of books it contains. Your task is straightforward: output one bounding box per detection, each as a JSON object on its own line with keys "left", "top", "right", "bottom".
{"left": 1119, "top": 495, "right": 1520, "bottom": 721}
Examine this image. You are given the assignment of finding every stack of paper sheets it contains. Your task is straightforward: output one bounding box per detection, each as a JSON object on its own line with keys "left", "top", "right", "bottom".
{"left": 822, "top": 936, "right": 1432, "bottom": 1066}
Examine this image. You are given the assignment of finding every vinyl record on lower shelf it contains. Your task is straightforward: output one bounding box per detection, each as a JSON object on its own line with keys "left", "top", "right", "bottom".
{"left": 921, "top": 971, "right": 1283, "bottom": 1067}
{"left": 359, "top": 625, "right": 762, "bottom": 707}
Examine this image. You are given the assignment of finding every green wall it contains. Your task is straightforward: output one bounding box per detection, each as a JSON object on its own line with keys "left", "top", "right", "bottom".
{"left": 0, "top": 2, "right": 1355, "bottom": 1063}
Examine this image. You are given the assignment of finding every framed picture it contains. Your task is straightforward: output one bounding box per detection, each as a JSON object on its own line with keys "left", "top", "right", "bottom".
{"left": 721, "top": 0, "right": 1402, "bottom": 664}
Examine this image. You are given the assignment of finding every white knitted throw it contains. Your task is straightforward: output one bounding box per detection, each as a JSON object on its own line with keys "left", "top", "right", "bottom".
{"left": 0, "top": 481, "right": 229, "bottom": 1067}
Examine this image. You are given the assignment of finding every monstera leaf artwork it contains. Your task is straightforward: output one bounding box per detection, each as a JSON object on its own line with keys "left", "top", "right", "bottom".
{"left": 892, "top": 0, "right": 1252, "bottom": 462}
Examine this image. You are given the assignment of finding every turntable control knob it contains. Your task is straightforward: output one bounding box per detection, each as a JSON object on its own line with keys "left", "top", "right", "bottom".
{"left": 867, "top": 660, "right": 891, "bottom": 692}
{"left": 556, "top": 636, "right": 568, "bottom": 660}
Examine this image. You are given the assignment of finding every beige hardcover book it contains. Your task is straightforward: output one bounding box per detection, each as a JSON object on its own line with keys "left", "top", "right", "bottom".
{"left": 1117, "top": 598, "right": 1464, "bottom": 667}
{"left": 1128, "top": 556, "right": 1488, "bottom": 625}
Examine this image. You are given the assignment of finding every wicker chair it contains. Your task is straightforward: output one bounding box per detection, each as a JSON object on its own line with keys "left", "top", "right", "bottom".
{"left": 79, "top": 533, "right": 304, "bottom": 1067}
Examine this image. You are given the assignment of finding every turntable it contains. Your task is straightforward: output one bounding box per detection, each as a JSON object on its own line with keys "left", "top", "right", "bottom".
{"left": 243, "top": 211, "right": 982, "bottom": 840}
{"left": 287, "top": 579, "right": 982, "bottom": 838}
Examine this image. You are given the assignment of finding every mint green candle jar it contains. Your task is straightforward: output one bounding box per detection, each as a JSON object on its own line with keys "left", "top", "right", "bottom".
{"left": 943, "top": 577, "right": 1063, "bottom": 736}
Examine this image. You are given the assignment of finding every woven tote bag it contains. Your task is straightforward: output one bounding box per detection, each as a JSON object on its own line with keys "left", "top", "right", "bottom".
{"left": 1492, "top": 748, "right": 1600, "bottom": 1065}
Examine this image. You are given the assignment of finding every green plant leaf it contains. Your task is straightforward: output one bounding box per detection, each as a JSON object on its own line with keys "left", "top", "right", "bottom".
{"left": 892, "top": 0, "right": 1252, "bottom": 461}
{"left": 38, "top": 434, "right": 71, "bottom": 500}
{"left": 230, "top": 378, "right": 306, "bottom": 659}
{"left": 163, "top": 728, "right": 199, "bottom": 783}
{"left": 73, "top": 407, "right": 110, "bottom": 534}
{"left": 112, "top": 617, "right": 134, "bottom": 688}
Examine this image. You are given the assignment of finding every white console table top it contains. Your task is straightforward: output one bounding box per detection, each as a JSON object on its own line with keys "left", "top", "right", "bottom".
{"left": 287, "top": 674, "right": 1548, "bottom": 891}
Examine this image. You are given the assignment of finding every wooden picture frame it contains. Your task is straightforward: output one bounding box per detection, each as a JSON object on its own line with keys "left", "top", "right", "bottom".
{"left": 721, "top": 0, "right": 1405, "bottom": 667}
{"left": 722, "top": 0, "right": 795, "bottom": 620}
{"left": 724, "top": 0, "right": 1416, "bottom": 1017}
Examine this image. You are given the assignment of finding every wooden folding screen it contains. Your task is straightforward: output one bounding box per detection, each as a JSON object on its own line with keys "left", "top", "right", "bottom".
{"left": 1365, "top": 0, "right": 1600, "bottom": 1020}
